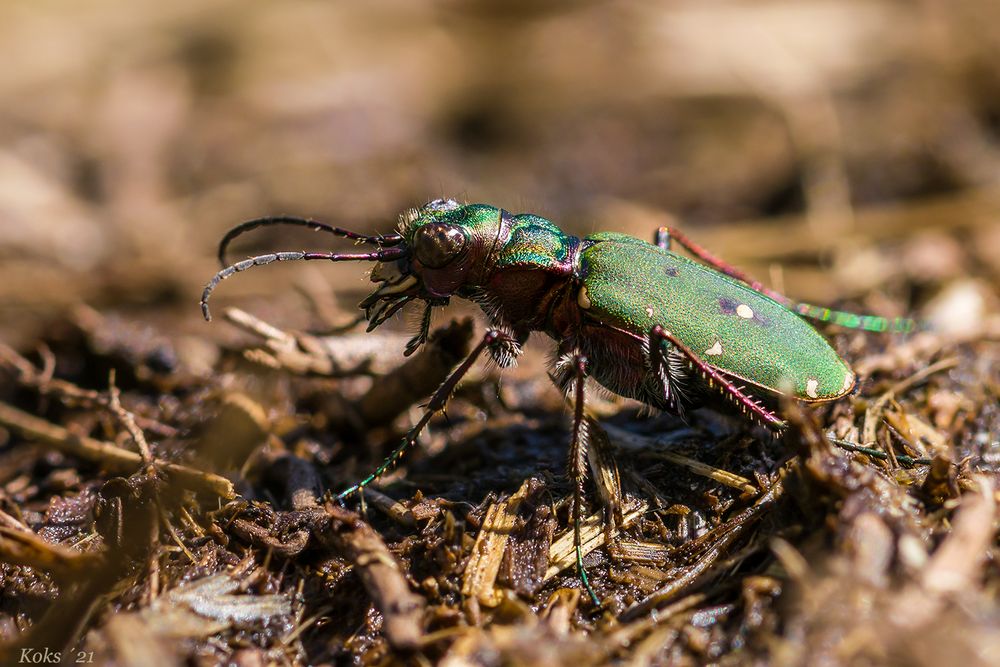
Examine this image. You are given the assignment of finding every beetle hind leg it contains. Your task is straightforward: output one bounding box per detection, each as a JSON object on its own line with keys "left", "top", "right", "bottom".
{"left": 658, "top": 226, "right": 918, "bottom": 333}
{"left": 648, "top": 326, "right": 786, "bottom": 430}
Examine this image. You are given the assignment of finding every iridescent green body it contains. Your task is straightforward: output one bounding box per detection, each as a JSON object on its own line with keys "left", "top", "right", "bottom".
{"left": 579, "top": 234, "right": 854, "bottom": 402}
{"left": 203, "top": 198, "right": 896, "bottom": 609}
{"left": 395, "top": 201, "right": 854, "bottom": 413}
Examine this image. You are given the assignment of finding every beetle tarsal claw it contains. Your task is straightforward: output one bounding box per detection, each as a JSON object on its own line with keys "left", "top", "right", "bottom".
{"left": 366, "top": 295, "right": 412, "bottom": 329}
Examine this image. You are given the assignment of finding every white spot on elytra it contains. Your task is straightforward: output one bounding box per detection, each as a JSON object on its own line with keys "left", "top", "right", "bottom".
{"left": 843, "top": 372, "right": 855, "bottom": 393}
{"left": 704, "top": 340, "right": 723, "bottom": 356}
{"left": 736, "top": 303, "right": 754, "bottom": 319}
{"left": 806, "top": 378, "right": 819, "bottom": 399}
{"left": 578, "top": 286, "right": 591, "bottom": 309}
{"left": 645, "top": 306, "right": 654, "bottom": 318}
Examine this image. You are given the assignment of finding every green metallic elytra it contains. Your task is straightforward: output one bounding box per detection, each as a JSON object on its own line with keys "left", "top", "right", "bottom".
{"left": 579, "top": 237, "right": 854, "bottom": 402}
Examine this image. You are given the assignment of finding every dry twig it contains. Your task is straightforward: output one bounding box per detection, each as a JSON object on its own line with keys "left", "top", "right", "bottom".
{"left": 317, "top": 504, "right": 425, "bottom": 650}
{"left": 0, "top": 401, "right": 234, "bottom": 499}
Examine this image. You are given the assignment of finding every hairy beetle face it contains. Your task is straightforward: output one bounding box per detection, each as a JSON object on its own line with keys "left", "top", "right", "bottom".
{"left": 361, "top": 199, "right": 501, "bottom": 329}
{"left": 361, "top": 255, "right": 428, "bottom": 330}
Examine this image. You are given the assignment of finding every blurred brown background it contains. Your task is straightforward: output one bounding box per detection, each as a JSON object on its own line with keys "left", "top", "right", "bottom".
{"left": 1, "top": 0, "right": 998, "bottom": 345}
{"left": 2, "top": 4, "right": 1000, "bottom": 664}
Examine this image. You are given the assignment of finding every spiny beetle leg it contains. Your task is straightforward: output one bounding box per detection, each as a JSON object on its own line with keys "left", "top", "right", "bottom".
{"left": 403, "top": 303, "right": 434, "bottom": 357}
{"left": 649, "top": 325, "right": 786, "bottom": 430}
{"left": 656, "top": 227, "right": 788, "bottom": 304}
{"left": 658, "top": 226, "right": 917, "bottom": 333}
{"left": 336, "top": 329, "right": 516, "bottom": 501}
{"left": 565, "top": 353, "right": 602, "bottom": 608}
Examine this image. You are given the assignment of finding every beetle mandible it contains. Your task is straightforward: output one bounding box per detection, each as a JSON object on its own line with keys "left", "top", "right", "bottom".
{"left": 201, "top": 199, "right": 914, "bottom": 604}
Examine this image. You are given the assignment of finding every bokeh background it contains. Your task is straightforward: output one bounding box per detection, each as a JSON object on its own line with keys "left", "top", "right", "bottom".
{"left": 1, "top": 2, "right": 1000, "bottom": 664}
{"left": 2, "top": 0, "right": 998, "bottom": 347}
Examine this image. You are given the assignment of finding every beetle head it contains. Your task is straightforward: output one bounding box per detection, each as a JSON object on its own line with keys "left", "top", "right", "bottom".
{"left": 200, "top": 199, "right": 507, "bottom": 352}
{"left": 361, "top": 199, "right": 507, "bottom": 328}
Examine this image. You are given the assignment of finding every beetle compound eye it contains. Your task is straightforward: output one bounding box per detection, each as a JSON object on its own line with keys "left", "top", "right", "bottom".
{"left": 413, "top": 223, "right": 467, "bottom": 268}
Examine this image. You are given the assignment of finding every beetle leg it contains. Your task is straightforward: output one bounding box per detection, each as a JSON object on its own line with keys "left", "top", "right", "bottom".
{"left": 645, "top": 329, "right": 687, "bottom": 414}
{"left": 487, "top": 329, "right": 524, "bottom": 369}
{"left": 660, "top": 227, "right": 918, "bottom": 333}
{"left": 649, "top": 325, "right": 786, "bottom": 430}
{"left": 566, "top": 353, "right": 602, "bottom": 608}
{"left": 654, "top": 227, "right": 672, "bottom": 250}
{"left": 403, "top": 302, "right": 434, "bottom": 357}
{"left": 336, "top": 329, "right": 516, "bottom": 500}
{"left": 658, "top": 227, "right": 790, "bottom": 303}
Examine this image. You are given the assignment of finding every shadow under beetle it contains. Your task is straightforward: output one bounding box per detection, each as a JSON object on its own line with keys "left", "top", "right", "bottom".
{"left": 201, "top": 199, "right": 914, "bottom": 606}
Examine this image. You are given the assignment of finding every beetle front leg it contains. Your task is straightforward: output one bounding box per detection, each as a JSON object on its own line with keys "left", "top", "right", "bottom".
{"left": 336, "top": 329, "right": 517, "bottom": 500}
{"left": 403, "top": 302, "right": 434, "bottom": 357}
{"left": 649, "top": 325, "right": 786, "bottom": 430}
{"left": 566, "top": 353, "right": 602, "bottom": 608}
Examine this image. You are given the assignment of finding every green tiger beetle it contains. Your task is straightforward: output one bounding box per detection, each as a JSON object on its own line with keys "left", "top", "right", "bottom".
{"left": 201, "top": 199, "right": 915, "bottom": 606}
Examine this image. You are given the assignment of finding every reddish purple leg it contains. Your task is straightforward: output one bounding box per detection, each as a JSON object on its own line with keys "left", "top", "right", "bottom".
{"left": 336, "top": 329, "right": 516, "bottom": 500}
{"left": 656, "top": 227, "right": 917, "bottom": 333}
{"left": 656, "top": 227, "right": 794, "bottom": 307}
{"left": 649, "top": 325, "right": 786, "bottom": 430}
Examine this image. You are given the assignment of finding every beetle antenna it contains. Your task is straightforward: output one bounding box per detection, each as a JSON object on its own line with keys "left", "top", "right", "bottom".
{"left": 201, "top": 247, "right": 405, "bottom": 321}
{"left": 217, "top": 216, "right": 404, "bottom": 267}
